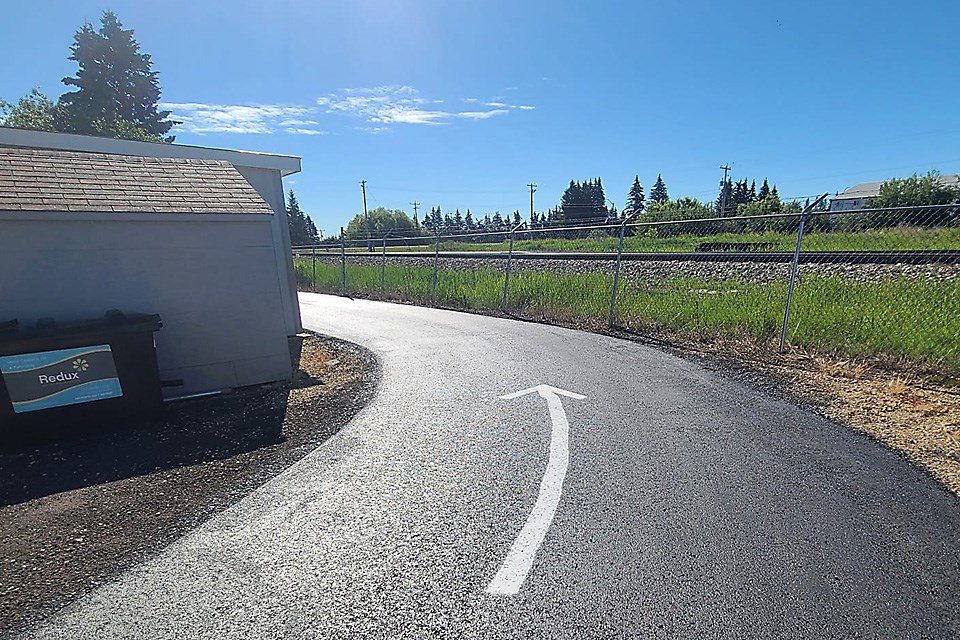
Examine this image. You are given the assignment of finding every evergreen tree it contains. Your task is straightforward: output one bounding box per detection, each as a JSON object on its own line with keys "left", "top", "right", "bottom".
{"left": 625, "top": 175, "right": 645, "bottom": 216}
{"left": 560, "top": 178, "right": 607, "bottom": 223}
{"left": 771, "top": 185, "right": 779, "bottom": 198}
{"left": 749, "top": 180, "right": 757, "bottom": 202}
{"left": 464, "top": 210, "right": 475, "bottom": 230}
{"left": 649, "top": 174, "right": 669, "bottom": 204}
{"left": 492, "top": 212, "right": 505, "bottom": 229}
{"left": 758, "top": 179, "right": 771, "bottom": 200}
{"left": 715, "top": 178, "right": 734, "bottom": 216}
{"left": 59, "top": 11, "right": 178, "bottom": 141}
{"left": 286, "top": 190, "right": 319, "bottom": 245}
{"left": 513, "top": 210, "right": 522, "bottom": 226}
{"left": 453, "top": 208, "right": 464, "bottom": 232}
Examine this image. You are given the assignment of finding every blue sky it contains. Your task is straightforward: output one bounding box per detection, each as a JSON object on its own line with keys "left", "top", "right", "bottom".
{"left": 4, "top": 0, "right": 959, "bottom": 234}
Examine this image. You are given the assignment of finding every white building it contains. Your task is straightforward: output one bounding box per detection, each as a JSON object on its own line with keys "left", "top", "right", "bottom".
{"left": 0, "top": 127, "right": 303, "bottom": 398}
{"left": 830, "top": 174, "right": 960, "bottom": 211}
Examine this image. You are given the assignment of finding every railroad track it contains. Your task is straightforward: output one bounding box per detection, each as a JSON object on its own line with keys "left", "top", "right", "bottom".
{"left": 292, "top": 249, "right": 960, "bottom": 265}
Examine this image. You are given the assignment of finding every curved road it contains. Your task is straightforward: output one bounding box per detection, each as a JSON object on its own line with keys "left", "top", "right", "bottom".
{"left": 21, "top": 293, "right": 960, "bottom": 638}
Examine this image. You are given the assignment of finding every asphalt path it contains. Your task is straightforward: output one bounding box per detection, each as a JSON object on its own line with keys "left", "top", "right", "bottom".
{"left": 18, "top": 293, "right": 960, "bottom": 638}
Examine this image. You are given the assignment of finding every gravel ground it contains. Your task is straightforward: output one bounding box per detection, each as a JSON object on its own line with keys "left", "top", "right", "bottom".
{"left": 316, "top": 254, "right": 960, "bottom": 282}
{"left": 0, "top": 334, "right": 379, "bottom": 636}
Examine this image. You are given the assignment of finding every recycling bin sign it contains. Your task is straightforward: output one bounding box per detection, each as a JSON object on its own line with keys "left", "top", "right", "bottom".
{"left": 0, "top": 344, "right": 123, "bottom": 413}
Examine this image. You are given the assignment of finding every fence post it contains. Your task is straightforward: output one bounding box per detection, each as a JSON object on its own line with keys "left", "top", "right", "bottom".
{"left": 607, "top": 215, "right": 634, "bottom": 327}
{"left": 501, "top": 222, "right": 525, "bottom": 310}
{"left": 380, "top": 232, "right": 389, "bottom": 293}
{"left": 431, "top": 231, "right": 440, "bottom": 301}
{"left": 339, "top": 227, "right": 347, "bottom": 296}
{"left": 779, "top": 194, "right": 829, "bottom": 352}
{"left": 311, "top": 243, "right": 317, "bottom": 290}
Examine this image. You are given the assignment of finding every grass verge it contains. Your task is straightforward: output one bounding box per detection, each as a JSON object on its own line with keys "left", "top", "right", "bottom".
{"left": 295, "top": 260, "right": 960, "bottom": 377}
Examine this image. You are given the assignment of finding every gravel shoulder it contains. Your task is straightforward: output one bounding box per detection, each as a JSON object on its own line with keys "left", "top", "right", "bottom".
{"left": 0, "top": 334, "right": 379, "bottom": 636}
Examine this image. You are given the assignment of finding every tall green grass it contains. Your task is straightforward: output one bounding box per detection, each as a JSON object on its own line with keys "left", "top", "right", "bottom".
{"left": 294, "top": 260, "right": 960, "bottom": 375}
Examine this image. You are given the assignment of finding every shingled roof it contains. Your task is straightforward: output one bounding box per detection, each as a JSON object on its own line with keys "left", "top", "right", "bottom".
{"left": 0, "top": 146, "right": 273, "bottom": 214}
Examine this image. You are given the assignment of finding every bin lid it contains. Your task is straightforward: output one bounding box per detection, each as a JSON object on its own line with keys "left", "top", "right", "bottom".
{"left": 0, "top": 311, "right": 162, "bottom": 345}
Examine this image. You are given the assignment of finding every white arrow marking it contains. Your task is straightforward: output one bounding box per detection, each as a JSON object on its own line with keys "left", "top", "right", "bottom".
{"left": 486, "top": 384, "right": 586, "bottom": 596}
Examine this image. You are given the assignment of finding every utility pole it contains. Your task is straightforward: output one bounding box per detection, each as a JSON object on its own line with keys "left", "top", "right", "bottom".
{"left": 410, "top": 201, "right": 420, "bottom": 228}
{"left": 719, "top": 164, "right": 731, "bottom": 217}
{"left": 527, "top": 183, "right": 537, "bottom": 224}
{"left": 360, "top": 179, "right": 370, "bottom": 250}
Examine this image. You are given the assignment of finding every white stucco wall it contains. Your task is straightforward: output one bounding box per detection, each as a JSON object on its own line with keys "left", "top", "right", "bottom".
{"left": 0, "top": 211, "right": 293, "bottom": 397}
{"left": 236, "top": 166, "right": 302, "bottom": 336}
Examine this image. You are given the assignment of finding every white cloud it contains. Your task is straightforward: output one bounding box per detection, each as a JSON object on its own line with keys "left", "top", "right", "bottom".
{"left": 161, "top": 102, "right": 319, "bottom": 135}
{"left": 284, "top": 128, "right": 328, "bottom": 135}
{"left": 355, "top": 126, "right": 391, "bottom": 134}
{"left": 163, "top": 87, "right": 535, "bottom": 136}
{"left": 456, "top": 109, "right": 510, "bottom": 120}
{"left": 316, "top": 85, "right": 532, "bottom": 130}
{"left": 517, "top": 105, "right": 536, "bottom": 110}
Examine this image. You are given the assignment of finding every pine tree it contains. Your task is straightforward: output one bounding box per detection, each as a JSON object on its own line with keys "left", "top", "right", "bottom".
{"left": 650, "top": 174, "right": 669, "bottom": 204}
{"left": 625, "top": 175, "right": 645, "bottom": 216}
{"left": 733, "top": 180, "right": 751, "bottom": 208}
{"left": 286, "top": 189, "right": 318, "bottom": 245}
{"left": 58, "top": 11, "right": 178, "bottom": 141}
{"left": 758, "top": 179, "right": 771, "bottom": 200}
{"left": 464, "top": 210, "right": 475, "bottom": 230}
{"left": 749, "top": 180, "right": 757, "bottom": 203}
{"left": 771, "top": 185, "right": 779, "bottom": 198}
{"left": 492, "top": 212, "right": 505, "bottom": 229}
{"left": 513, "top": 210, "right": 522, "bottom": 226}
{"left": 715, "top": 179, "right": 734, "bottom": 216}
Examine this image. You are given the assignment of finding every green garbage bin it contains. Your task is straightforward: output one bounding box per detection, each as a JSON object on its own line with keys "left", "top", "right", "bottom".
{"left": 0, "top": 311, "right": 163, "bottom": 444}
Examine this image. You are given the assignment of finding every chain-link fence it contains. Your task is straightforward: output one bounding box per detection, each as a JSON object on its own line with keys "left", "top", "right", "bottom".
{"left": 293, "top": 203, "right": 960, "bottom": 377}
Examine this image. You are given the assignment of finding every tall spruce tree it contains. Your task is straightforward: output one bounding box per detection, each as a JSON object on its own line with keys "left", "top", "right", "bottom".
{"left": 715, "top": 178, "right": 734, "bottom": 216}
{"left": 286, "top": 190, "right": 318, "bottom": 245}
{"left": 59, "top": 11, "right": 178, "bottom": 141}
{"left": 625, "top": 175, "right": 645, "bottom": 216}
{"left": 650, "top": 174, "right": 669, "bottom": 204}
{"left": 758, "top": 179, "right": 771, "bottom": 200}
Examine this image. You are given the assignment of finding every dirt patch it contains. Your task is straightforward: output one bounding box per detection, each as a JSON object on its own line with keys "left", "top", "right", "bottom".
{"left": 0, "top": 334, "right": 379, "bottom": 636}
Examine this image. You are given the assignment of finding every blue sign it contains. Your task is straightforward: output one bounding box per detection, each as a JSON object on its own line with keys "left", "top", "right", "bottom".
{"left": 0, "top": 344, "right": 123, "bottom": 413}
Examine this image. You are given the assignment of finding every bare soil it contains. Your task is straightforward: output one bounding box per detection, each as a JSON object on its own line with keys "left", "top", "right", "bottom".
{"left": 0, "top": 334, "right": 378, "bottom": 636}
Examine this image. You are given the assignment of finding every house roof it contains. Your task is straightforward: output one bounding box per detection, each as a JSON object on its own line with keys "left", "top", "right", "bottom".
{"left": 834, "top": 174, "right": 960, "bottom": 200}
{"left": 0, "top": 147, "right": 274, "bottom": 214}
{"left": 0, "top": 126, "right": 301, "bottom": 176}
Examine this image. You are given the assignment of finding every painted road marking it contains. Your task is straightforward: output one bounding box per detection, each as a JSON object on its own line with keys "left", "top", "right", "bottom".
{"left": 487, "top": 384, "right": 586, "bottom": 596}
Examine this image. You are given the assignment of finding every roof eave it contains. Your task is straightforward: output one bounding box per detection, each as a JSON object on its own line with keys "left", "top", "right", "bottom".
{"left": 0, "top": 126, "right": 302, "bottom": 176}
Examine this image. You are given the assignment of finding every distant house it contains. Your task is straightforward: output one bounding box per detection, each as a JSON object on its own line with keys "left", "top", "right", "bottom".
{"left": 830, "top": 174, "right": 960, "bottom": 211}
